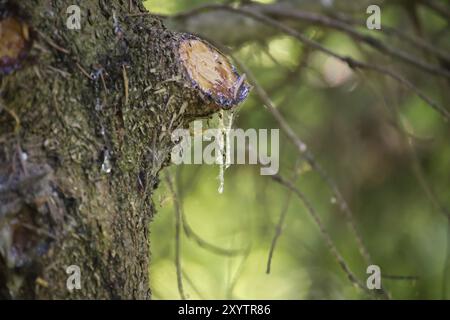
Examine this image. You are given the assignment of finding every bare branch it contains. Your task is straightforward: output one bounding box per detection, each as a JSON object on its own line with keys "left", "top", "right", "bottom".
{"left": 164, "top": 3, "right": 449, "bottom": 121}
{"left": 271, "top": 174, "right": 382, "bottom": 297}
{"left": 255, "top": 5, "right": 450, "bottom": 79}
{"left": 168, "top": 3, "right": 450, "bottom": 80}
{"left": 174, "top": 168, "right": 247, "bottom": 256}
{"left": 420, "top": 0, "right": 450, "bottom": 20}
{"left": 266, "top": 170, "right": 295, "bottom": 274}
{"left": 330, "top": 12, "right": 450, "bottom": 64}
{"left": 223, "top": 6, "right": 450, "bottom": 122}
{"left": 164, "top": 172, "right": 187, "bottom": 300}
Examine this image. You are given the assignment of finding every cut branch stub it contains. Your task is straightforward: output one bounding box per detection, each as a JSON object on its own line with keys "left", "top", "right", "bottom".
{"left": 177, "top": 36, "right": 250, "bottom": 110}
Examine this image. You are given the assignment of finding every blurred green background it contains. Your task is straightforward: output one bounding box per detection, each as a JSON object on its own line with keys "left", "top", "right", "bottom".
{"left": 144, "top": 0, "right": 450, "bottom": 299}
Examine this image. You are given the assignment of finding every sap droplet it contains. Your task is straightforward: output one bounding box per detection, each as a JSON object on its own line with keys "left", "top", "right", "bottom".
{"left": 20, "top": 151, "right": 28, "bottom": 161}
{"left": 101, "top": 151, "right": 112, "bottom": 173}
{"left": 95, "top": 98, "right": 103, "bottom": 111}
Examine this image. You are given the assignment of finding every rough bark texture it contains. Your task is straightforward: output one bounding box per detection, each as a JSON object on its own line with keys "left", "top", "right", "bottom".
{"left": 0, "top": 0, "right": 227, "bottom": 299}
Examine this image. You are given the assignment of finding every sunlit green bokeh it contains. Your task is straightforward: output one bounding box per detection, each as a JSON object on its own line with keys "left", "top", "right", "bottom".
{"left": 147, "top": 0, "right": 450, "bottom": 300}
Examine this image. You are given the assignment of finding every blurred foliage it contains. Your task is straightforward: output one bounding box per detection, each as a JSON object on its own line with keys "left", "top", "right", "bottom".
{"left": 144, "top": 0, "right": 450, "bottom": 299}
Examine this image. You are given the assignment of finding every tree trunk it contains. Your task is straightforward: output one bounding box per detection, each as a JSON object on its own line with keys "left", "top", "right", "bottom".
{"left": 0, "top": 0, "right": 243, "bottom": 299}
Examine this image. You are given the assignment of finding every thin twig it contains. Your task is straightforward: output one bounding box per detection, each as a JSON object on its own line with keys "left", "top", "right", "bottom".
{"left": 330, "top": 12, "right": 450, "bottom": 64}
{"left": 420, "top": 0, "right": 450, "bottom": 20}
{"left": 182, "top": 212, "right": 245, "bottom": 256}
{"left": 164, "top": 172, "right": 187, "bottom": 300}
{"left": 360, "top": 69, "right": 449, "bottom": 297}
{"left": 0, "top": 104, "right": 21, "bottom": 134}
{"left": 256, "top": 6, "right": 450, "bottom": 79}
{"left": 174, "top": 168, "right": 246, "bottom": 256}
{"left": 266, "top": 191, "right": 292, "bottom": 274}
{"left": 75, "top": 62, "right": 93, "bottom": 80}
{"left": 226, "top": 246, "right": 251, "bottom": 299}
{"left": 356, "top": 67, "right": 450, "bottom": 221}
{"left": 443, "top": 217, "right": 450, "bottom": 299}
{"left": 122, "top": 65, "right": 129, "bottom": 105}
{"left": 271, "top": 174, "right": 381, "bottom": 297}
{"left": 36, "top": 29, "right": 70, "bottom": 54}
{"left": 382, "top": 274, "right": 419, "bottom": 281}
{"left": 266, "top": 161, "right": 302, "bottom": 274}
{"left": 182, "top": 269, "right": 205, "bottom": 299}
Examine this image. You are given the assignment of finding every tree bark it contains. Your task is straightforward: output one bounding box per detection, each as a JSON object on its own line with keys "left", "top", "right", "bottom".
{"left": 0, "top": 0, "right": 239, "bottom": 299}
